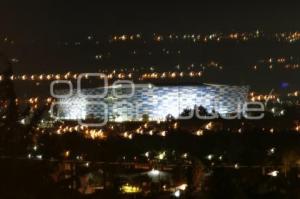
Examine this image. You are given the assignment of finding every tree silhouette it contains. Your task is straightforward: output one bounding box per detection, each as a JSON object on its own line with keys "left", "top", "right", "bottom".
{"left": 0, "top": 52, "right": 18, "bottom": 154}
{"left": 0, "top": 52, "right": 48, "bottom": 155}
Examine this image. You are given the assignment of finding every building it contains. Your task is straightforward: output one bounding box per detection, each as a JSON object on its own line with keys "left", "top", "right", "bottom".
{"left": 51, "top": 84, "right": 249, "bottom": 122}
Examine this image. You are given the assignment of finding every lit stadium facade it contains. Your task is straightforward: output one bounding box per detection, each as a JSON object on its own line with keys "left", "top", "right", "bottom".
{"left": 52, "top": 84, "right": 249, "bottom": 122}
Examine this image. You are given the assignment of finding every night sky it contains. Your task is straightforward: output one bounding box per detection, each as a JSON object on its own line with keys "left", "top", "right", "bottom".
{"left": 2, "top": 2, "right": 300, "bottom": 40}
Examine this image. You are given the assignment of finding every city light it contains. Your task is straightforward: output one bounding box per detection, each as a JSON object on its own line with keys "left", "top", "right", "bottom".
{"left": 149, "top": 169, "right": 160, "bottom": 176}
{"left": 120, "top": 184, "right": 141, "bottom": 194}
{"left": 174, "top": 190, "right": 181, "bottom": 198}
{"left": 268, "top": 170, "right": 279, "bottom": 177}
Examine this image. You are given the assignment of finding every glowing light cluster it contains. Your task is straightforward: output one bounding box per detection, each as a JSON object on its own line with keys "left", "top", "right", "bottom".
{"left": 55, "top": 125, "right": 106, "bottom": 140}
{"left": 140, "top": 71, "right": 203, "bottom": 80}
{"left": 249, "top": 92, "right": 278, "bottom": 102}
{"left": 110, "top": 31, "right": 262, "bottom": 43}
{"left": 120, "top": 184, "right": 141, "bottom": 194}
{"left": 252, "top": 56, "right": 300, "bottom": 71}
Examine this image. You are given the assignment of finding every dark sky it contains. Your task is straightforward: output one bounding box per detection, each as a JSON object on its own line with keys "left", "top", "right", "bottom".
{"left": 1, "top": 2, "right": 300, "bottom": 40}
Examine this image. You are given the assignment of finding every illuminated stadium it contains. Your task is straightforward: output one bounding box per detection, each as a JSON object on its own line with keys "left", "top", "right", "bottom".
{"left": 52, "top": 84, "right": 249, "bottom": 121}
